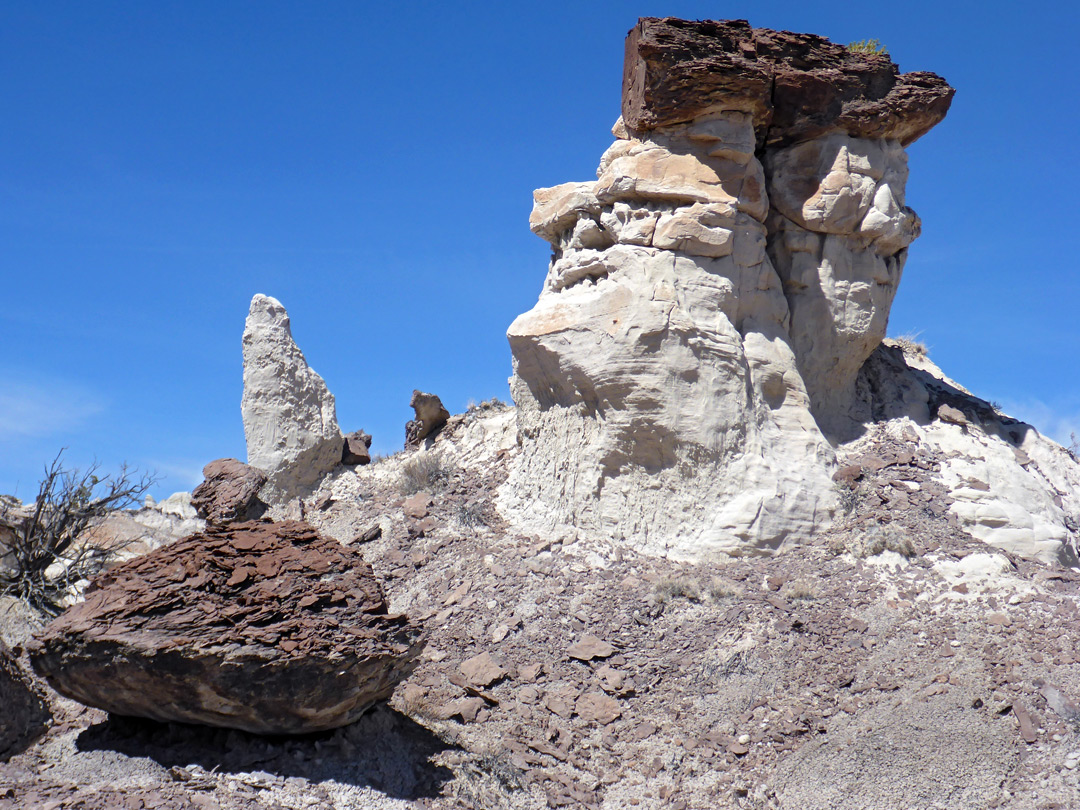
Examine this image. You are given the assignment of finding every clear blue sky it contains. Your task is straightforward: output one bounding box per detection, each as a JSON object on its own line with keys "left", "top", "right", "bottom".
{"left": 2, "top": 1, "right": 1078, "bottom": 499}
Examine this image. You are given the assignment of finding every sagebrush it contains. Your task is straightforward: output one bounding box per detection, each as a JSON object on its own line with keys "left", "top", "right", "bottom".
{"left": 399, "top": 452, "right": 452, "bottom": 495}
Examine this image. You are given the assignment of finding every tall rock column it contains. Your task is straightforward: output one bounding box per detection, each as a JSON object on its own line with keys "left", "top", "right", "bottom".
{"left": 502, "top": 18, "right": 952, "bottom": 560}
{"left": 241, "top": 294, "right": 343, "bottom": 502}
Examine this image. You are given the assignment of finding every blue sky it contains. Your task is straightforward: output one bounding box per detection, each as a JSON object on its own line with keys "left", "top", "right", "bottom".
{"left": 2, "top": 1, "right": 1078, "bottom": 499}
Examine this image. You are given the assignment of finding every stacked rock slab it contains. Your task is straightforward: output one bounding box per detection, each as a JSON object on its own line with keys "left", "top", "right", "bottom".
{"left": 30, "top": 520, "right": 423, "bottom": 734}
{"left": 503, "top": 18, "right": 953, "bottom": 559}
{"left": 242, "top": 294, "right": 343, "bottom": 502}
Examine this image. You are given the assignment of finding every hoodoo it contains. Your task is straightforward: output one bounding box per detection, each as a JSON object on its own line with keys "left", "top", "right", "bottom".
{"left": 503, "top": 18, "right": 1077, "bottom": 565}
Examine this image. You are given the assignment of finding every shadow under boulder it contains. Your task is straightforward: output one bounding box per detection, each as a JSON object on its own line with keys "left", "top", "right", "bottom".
{"left": 0, "top": 639, "right": 50, "bottom": 761}
{"left": 76, "top": 703, "right": 454, "bottom": 800}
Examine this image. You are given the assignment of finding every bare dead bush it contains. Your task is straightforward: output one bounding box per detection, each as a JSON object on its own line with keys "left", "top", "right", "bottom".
{"left": 830, "top": 522, "right": 917, "bottom": 559}
{"left": 0, "top": 451, "right": 156, "bottom": 615}
{"left": 782, "top": 579, "right": 820, "bottom": 601}
{"left": 454, "top": 500, "right": 489, "bottom": 529}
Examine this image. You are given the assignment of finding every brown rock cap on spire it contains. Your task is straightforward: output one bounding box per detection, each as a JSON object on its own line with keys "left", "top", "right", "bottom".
{"left": 623, "top": 17, "right": 954, "bottom": 147}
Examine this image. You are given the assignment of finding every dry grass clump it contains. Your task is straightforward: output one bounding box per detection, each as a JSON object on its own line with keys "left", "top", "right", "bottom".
{"left": 655, "top": 575, "right": 745, "bottom": 605}
{"left": 654, "top": 575, "right": 701, "bottom": 603}
{"left": 398, "top": 452, "right": 452, "bottom": 495}
{"left": 782, "top": 579, "right": 820, "bottom": 601}
{"left": 706, "top": 577, "right": 743, "bottom": 601}
{"left": 454, "top": 501, "right": 489, "bottom": 529}
{"left": 831, "top": 522, "right": 917, "bottom": 559}
{"left": 891, "top": 332, "right": 928, "bottom": 357}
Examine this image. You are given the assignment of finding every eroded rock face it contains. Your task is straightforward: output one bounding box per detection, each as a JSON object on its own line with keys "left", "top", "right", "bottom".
{"left": 622, "top": 18, "right": 954, "bottom": 147}
{"left": 242, "top": 295, "right": 343, "bottom": 502}
{"left": 405, "top": 391, "right": 450, "bottom": 447}
{"left": 502, "top": 18, "right": 952, "bottom": 559}
{"left": 765, "top": 134, "right": 918, "bottom": 438}
{"left": 30, "top": 520, "right": 423, "bottom": 734}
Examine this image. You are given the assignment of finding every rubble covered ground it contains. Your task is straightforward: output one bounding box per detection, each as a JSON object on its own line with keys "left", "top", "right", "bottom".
{"left": 3, "top": 403, "right": 1080, "bottom": 810}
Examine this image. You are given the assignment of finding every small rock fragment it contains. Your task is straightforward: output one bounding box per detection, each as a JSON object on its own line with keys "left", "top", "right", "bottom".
{"left": 191, "top": 459, "right": 267, "bottom": 524}
{"left": 936, "top": 405, "right": 968, "bottom": 426}
{"left": 341, "top": 430, "right": 373, "bottom": 466}
{"left": 567, "top": 635, "right": 616, "bottom": 661}
{"left": 460, "top": 652, "right": 507, "bottom": 687}
{"left": 403, "top": 493, "right": 433, "bottom": 520}
{"left": 576, "top": 691, "right": 622, "bottom": 725}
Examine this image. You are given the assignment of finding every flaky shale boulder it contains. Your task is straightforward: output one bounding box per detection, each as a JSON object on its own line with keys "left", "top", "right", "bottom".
{"left": 29, "top": 520, "right": 423, "bottom": 734}
{"left": 501, "top": 17, "right": 954, "bottom": 559}
{"left": 191, "top": 458, "right": 268, "bottom": 523}
{"left": 242, "top": 294, "right": 343, "bottom": 502}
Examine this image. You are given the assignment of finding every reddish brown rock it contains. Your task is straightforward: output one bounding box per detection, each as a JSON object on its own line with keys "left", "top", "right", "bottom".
{"left": 622, "top": 17, "right": 954, "bottom": 146}
{"left": 567, "top": 634, "right": 616, "bottom": 661}
{"left": 190, "top": 458, "right": 267, "bottom": 524}
{"left": 460, "top": 652, "right": 507, "bottom": 687}
{"left": 341, "top": 430, "right": 372, "bottom": 466}
{"left": 575, "top": 691, "right": 622, "bottom": 725}
{"left": 405, "top": 390, "right": 450, "bottom": 447}
{"left": 29, "top": 520, "right": 423, "bottom": 734}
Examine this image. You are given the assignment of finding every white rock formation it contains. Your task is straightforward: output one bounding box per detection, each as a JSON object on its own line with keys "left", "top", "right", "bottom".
{"left": 859, "top": 342, "right": 1080, "bottom": 566}
{"left": 503, "top": 112, "right": 839, "bottom": 559}
{"left": 501, "top": 26, "right": 1080, "bottom": 565}
{"left": 241, "top": 294, "right": 342, "bottom": 501}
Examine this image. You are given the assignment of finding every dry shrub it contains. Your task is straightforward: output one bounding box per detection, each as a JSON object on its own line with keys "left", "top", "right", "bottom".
{"left": 707, "top": 577, "right": 743, "bottom": 601}
{"left": 0, "top": 451, "right": 156, "bottom": 615}
{"left": 782, "top": 579, "right": 820, "bottom": 600}
{"left": 654, "top": 575, "right": 701, "bottom": 603}
{"left": 830, "top": 522, "right": 917, "bottom": 559}
{"left": 398, "top": 452, "right": 452, "bottom": 495}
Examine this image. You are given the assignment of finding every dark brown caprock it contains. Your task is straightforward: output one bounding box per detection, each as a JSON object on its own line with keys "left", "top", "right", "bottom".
{"left": 622, "top": 17, "right": 954, "bottom": 146}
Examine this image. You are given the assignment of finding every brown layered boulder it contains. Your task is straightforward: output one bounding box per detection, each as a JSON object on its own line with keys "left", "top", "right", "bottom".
{"left": 191, "top": 458, "right": 268, "bottom": 524}
{"left": 0, "top": 639, "right": 50, "bottom": 760}
{"left": 622, "top": 17, "right": 954, "bottom": 146}
{"left": 341, "top": 430, "right": 373, "bottom": 466}
{"left": 29, "top": 520, "right": 423, "bottom": 734}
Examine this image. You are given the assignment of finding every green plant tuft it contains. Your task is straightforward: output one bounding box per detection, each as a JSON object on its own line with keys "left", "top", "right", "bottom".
{"left": 848, "top": 38, "right": 889, "bottom": 56}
